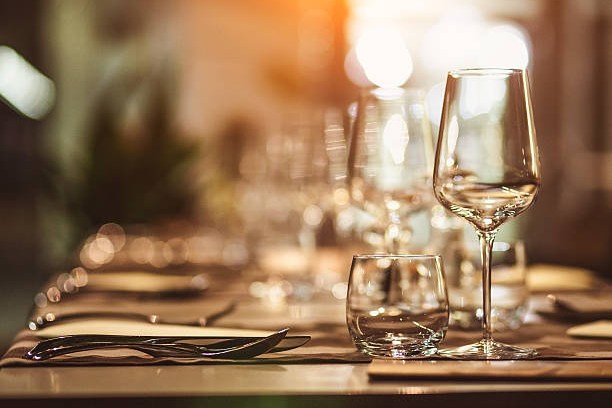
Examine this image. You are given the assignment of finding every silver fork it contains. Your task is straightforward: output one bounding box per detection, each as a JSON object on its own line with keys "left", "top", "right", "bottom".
{"left": 26, "top": 329, "right": 289, "bottom": 361}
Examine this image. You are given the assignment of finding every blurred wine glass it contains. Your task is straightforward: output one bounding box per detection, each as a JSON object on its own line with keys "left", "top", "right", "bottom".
{"left": 238, "top": 111, "right": 335, "bottom": 302}
{"left": 433, "top": 68, "right": 540, "bottom": 359}
{"left": 347, "top": 87, "right": 434, "bottom": 253}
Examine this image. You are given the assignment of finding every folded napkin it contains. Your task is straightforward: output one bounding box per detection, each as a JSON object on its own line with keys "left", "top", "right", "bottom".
{"left": 552, "top": 292, "right": 612, "bottom": 315}
{"left": 527, "top": 264, "right": 598, "bottom": 292}
{"left": 368, "top": 359, "right": 612, "bottom": 380}
{"left": 83, "top": 271, "right": 210, "bottom": 295}
{"left": 567, "top": 320, "right": 612, "bottom": 339}
{"left": 33, "top": 318, "right": 273, "bottom": 338}
{"left": 533, "top": 288, "right": 612, "bottom": 323}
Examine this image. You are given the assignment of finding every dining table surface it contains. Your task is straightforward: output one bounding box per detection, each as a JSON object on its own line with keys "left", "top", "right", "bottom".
{"left": 1, "top": 262, "right": 611, "bottom": 408}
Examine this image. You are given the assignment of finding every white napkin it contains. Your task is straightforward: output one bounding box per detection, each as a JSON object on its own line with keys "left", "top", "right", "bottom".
{"left": 567, "top": 320, "right": 612, "bottom": 339}
{"left": 35, "top": 318, "right": 274, "bottom": 338}
{"left": 85, "top": 271, "right": 209, "bottom": 294}
{"left": 527, "top": 264, "right": 597, "bottom": 292}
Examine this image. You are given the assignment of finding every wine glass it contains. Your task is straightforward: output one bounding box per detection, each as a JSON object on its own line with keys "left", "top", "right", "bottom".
{"left": 433, "top": 68, "right": 541, "bottom": 359}
{"left": 348, "top": 87, "right": 434, "bottom": 253}
{"left": 240, "top": 112, "right": 332, "bottom": 302}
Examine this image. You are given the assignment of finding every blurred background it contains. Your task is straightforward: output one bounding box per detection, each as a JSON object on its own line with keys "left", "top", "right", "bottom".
{"left": 0, "top": 0, "right": 610, "bottom": 350}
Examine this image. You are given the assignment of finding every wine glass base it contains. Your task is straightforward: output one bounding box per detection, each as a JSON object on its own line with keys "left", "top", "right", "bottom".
{"left": 438, "top": 339, "right": 537, "bottom": 360}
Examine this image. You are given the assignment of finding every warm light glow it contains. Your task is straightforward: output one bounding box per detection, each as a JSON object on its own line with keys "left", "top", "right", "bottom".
{"left": 98, "top": 223, "right": 126, "bottom": 251}
{"left": 383, "top": 113, "right": 409, "bottom": 165}
{"left": 70, "top": 267, "right": 89, "bottom": 288}
{"left": 420, "top": 7, "right": 486, "bottom": 72}
{"left": 0, "top": 45, "right": 55, "bottom": 119}
{"left": 478, "top": 24, "right": 530, "bottom": 69}
{"left": 331, "top": 282, "right": 348, "bottom": 299}
{"left": 129, "top": 236, "right": 155, "bottom": 264}
{"left": 333, "top": 187, "right": 350, "bottom": 206}
{"left": 354, "top": 27, "right": 413, "bottom": 88}
{"left": 303, "top": 204, "right": 324, "bottom": 227}
{"left": 420, "top": 8, "right": 531, "bottom": 72}
{"left": 445, "top": 115, "right": 459, "bottom": 167}
{"left": 79, "top": 234, "right": 116, "bottom": 269}
{"left": 459, "top": 77, "right": 506, "bottom": 119}
{"left": 426, "top": 82, "right": 446, "bottom": 126}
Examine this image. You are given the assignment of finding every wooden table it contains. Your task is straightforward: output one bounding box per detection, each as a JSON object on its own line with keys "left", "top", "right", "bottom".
{"left": 1, "top": 362, "right": 611, "bottom": 407}
{"left": 1, "top": 270, "right": 611, "bottom": 407}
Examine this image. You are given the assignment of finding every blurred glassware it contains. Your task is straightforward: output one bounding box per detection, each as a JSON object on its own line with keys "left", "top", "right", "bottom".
{"left": 77, "top": 223, "right": 246, "bottom": 272}
{"left": 433, "top": 68, "right": 540, "bottom": 359}
{"left": 238, "top": 110, "right": 337, "bottom": 303}
{"left": 446, "top": 240, "right": 529, "bottom": 331}
{"left": 322, "top": 106, "right": 365, "bottom": 252}
{"left": 346, "top": 254, "right": 449, "bottom": 358}
{"left": 424, "top": 203, "right": 464, "bottom": 257}
{"left": 347, "top": 87, "right": 434, "bottom": 254}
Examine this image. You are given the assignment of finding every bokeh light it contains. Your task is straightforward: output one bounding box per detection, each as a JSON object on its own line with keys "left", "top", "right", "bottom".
{"left": 420, "top": 7, "right": 487, "bottom": 72}
{"left": 421, "top": 8, "right": 531, "bottom": 72}
{"left": 478, "top": 24, "right": 531, "bottom": 69}
{"left": 0, "top": 45, "right": 55, "bottom": 119}
{"left": 354, "top": 27, "right": 413, "bottom": 88}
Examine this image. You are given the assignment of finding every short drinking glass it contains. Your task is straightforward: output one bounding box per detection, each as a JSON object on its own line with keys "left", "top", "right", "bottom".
{"left": 346, "top": 254, "right": 449, "bottom": 358}
{"left": 447, "top": 241, "right": 529, "bottom": 331}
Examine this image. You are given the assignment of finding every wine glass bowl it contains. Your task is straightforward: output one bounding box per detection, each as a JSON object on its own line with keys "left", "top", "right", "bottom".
{"left": 433, "top": 68, "right": 540, "bottom": 359}
{"left": 348, "top": 87, "right": 434, "bottom": 253}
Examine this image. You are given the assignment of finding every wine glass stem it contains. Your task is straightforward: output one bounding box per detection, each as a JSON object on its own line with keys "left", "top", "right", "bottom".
{"left": 478, "top": 230, "right": 496, "bottom": 343}
{"left": 385, "top": 222, "right": 400, "bottom": 253}
{"left": 385, "top": 212, "right": 410, "bottom": 253}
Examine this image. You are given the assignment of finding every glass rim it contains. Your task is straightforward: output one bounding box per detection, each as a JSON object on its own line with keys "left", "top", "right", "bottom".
{"left": 449, "top": 68, "right": 524, "bottom": 78}
{"left": 352, "top": 254, "right": 441, "bottom": 260}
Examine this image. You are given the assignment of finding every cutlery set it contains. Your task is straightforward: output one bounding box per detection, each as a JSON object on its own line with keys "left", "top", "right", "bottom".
{"left": 26, "top": 330, "right": 311, "bottom": 361}
{"left": 25, "top": 296, "right": 310, "bottom": 361}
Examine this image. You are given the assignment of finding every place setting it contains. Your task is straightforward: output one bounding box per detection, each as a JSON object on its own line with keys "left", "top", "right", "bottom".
{"left": 3, "top": 68, "right": 611, "bottom": 378}
{"left": 0, "top": 233, "right": 360, "bottom": 366}
{"left": 1, "top": 289, "right": 319, "bottom": 366}
{"left": 3, "top": 3, "right": 612, "bottom": 406}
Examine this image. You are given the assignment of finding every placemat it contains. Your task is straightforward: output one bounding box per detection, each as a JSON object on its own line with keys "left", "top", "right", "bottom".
{"left": 368, "top": 359, "right": 612, "bottom": 380}
{"left": 4, "top": 271, "right": 612, "bottom": 367}
{"left": 0, "top": 324, "right": 369, "bottom": 367}
{"left": 0, "top": 293, "right": 369, "bottom": 367}
{"left": 438, "top": 319, "right": 612, "bottom": 360}
{"left": 4, "top": 315, "right": 612, "bottom": 366}
{"left": 367, "top": 316, "right": 612, "bottom": 380}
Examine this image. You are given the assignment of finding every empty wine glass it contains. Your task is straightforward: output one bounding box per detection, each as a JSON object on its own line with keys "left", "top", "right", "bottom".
{"left": 348, "top": 87, "right": 434, "bottom": 253}
{"left": 433, "top": 68, "right": 541, "bottom": 359}
{"left": 240, "top": 112, "right": 332, "bottom": 302}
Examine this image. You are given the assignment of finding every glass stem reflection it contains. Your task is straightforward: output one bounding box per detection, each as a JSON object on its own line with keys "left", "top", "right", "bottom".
{"left": 478, "top": 230, "right": 496, "bottom": 343}
{"left": 384, "top": 211, "right": 408, "bottom": 254}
